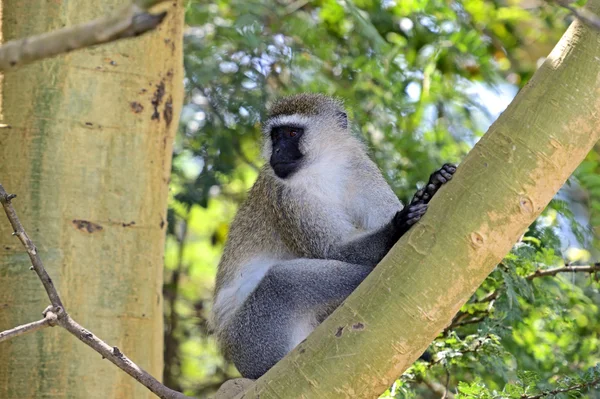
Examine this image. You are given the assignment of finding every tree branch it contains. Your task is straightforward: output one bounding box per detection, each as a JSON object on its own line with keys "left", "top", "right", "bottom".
{"left": 0, "top": 1, "right": 170, "bottom": 72}
{"left": 0, "top": 186, "right": 63, "bottom": 309}
{"left": 0, "top": 307, "right": 57, "bottom": 343}
{"left": 525, "top": 263, "right": 600, "bottom": 280}
{"left": 554, "top": 0, "right": 600, "bottom": 31}
{"left": 520, "top": 376, "right": 600, "bottom": 399}
{"left": 0, "top": 182, "right": 193, "bottom": 399}
{"left": 445, "top": 262, "right": 600, "bottom": 333}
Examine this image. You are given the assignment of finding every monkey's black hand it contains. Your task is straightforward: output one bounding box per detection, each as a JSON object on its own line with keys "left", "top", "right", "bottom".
{"left": 410, "top": 163, "right": 456, "bottom": 205}
{"left": 393, "top": 202, "right": 428, "bottom": 237}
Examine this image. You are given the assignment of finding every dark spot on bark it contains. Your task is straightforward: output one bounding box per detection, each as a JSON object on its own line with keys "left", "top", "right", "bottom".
{"left": 72, "top": 219, "right": 103, "bottom": 233}
{"left": 110, "top": 60, "right": 117, "bottom": 66}
{"left": 82, "top": 329, "right": 93, "bottom": 339}
{"left": 140, "top": 88, "right": 147, "bottom": 94}
{"left": 4, "top": 246, "right": 10, "bottom": 250}
{"left": 335, "top": 326, "right": 344, "bottom": 337}
{"left": 122, "top": 221, "right": 136, "bottom": 227}
{"left": 112, "top": 346, "right": 123, "bottom": 358}
{"left": 130, "top": 102, "right": 144, "bottom": 113}
{"left": 151, "top": 81, "right": 166, "bottom": 121}
{"left": 352, "top": 322, "right": 365, "bottom": 330}
{"left": 9, "top": 61, "right": 16, "bottom": 67}
{"left": 166, "top": 68, "right": 174, "bottom": 79}
{"left": 299, "top": 348, "right": 305, "bottom": 354}
{"left": 96, "top": 66, "right": 102, "bottom": 70}
{"left": 163, "top": 96, "right": 173, "bottom": 126}
{"left": 85, "top": 122, "right": 93, "bottom": 127}
{"left": 160, "top": 217, "right": 165, "bottom": 229}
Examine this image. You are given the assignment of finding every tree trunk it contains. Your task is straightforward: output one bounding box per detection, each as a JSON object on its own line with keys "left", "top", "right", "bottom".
{"left": 0, "top": 2, "right": 183, "bottom": 398}
{"left": 241, "top": 2, "right": 600, "bottom": 398}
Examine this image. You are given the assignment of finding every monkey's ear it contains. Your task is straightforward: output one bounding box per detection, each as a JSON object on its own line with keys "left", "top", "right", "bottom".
{"left": 337, "top": 111, "right": 348, "bottom": 129}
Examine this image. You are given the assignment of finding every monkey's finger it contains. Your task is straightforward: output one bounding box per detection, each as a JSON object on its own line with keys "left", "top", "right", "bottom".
{"left": 409, "top": 203, "right": 428, "bottom": 211}
{"left": 439, "top": 170, "right": 453, "bottom": 181}
{"left": 406, "top": 205, "right": 428, "bottom": 219}
{"left": 442, "top": 163, "right": 457, "bottom": 172}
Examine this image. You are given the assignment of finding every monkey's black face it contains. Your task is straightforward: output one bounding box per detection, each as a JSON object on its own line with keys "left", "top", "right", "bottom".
{"left": 270, "top": 125, "right": 304, "bottom": 179}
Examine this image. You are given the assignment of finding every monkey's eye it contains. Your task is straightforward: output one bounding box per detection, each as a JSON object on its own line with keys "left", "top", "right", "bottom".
{"left": 287, "top": 127, "right": 303, "bottom": 138}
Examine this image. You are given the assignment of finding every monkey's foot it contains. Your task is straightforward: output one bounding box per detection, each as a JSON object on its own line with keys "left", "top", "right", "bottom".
{"left": 411, "top": 163, "right": 456, "bottom": 205}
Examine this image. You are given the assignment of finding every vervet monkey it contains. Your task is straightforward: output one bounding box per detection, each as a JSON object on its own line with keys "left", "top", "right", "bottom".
{"left": 211, "top": 93, "right": 455, "bottom": 379}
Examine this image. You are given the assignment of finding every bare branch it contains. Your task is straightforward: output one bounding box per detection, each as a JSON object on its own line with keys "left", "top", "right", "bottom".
{"left": 525, "top": 263, "right": 600, "bottom": 280}
{"left": 554, "top": 0, "right": 600, "bottom": 30}
{"left": 0, "top": 2, "right": 170, "bottom": 72}
{"left": 521, "top": 376, "right": 600, "bottom": 399}
{"left": 0, "top": 185, "right": 64, "bottom": 309}
{"left": 445, "top": 263, "right": 600, "bottom": 334}
{"left": 0, "top": 308, "right": 57, "bottom": 343}
{"left": 421, "top": 377, "right": 456, "bottom": 399}
{"left": 0, "top": 182, "right": 193, "bottom": 399}
{"left": 57, "top": 314, "right": 190, "bottom": 399}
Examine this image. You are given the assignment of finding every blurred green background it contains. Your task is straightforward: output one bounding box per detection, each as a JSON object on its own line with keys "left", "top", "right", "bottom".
{"left": 163, "top": 0, "right": 600, "bottom": 397}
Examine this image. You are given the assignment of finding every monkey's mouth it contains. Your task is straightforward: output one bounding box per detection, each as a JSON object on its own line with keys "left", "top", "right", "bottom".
{"left": 271, "top": 160, "right": 300, "bottom": 179}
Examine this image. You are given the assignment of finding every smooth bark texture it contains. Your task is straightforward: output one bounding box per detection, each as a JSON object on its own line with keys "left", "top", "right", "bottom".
{"left": 0, "top": 1, "right": 183, "bottom": 398}
{"left": 240, "top": 3, "right": 600, "bottom": 399}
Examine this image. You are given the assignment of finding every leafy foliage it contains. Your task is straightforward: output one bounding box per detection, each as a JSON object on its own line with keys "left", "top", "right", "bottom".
{"left": 164, "top": 0, "right": 600, "bottom": 397}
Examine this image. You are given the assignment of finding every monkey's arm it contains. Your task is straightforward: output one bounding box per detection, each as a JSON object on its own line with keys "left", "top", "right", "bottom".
{"left": 327, "top": 204, "right": 426, "bottom": 266}
{"left": 328, "top": 164, "right": 456, "bottom": 266}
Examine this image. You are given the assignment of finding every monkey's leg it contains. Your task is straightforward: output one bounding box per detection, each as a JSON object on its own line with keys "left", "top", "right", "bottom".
{"left": 222, "top": 259, "right": 371, "bottom": 379}
{"left": 411, "top": 163, "right": 456, "bottom": 205}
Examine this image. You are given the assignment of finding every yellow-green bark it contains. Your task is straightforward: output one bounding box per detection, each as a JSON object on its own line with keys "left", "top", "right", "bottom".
{"left": 241, "top": 4, "right": 600, "bottom": 399}
{"left": 0, "top": 1, "right": 183, "bottom": 398}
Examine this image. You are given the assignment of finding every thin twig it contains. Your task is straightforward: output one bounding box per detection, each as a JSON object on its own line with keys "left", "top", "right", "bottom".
{"left": 0, "top": 182, "right": 193, "bottom": 399}
{"left": 445, "top": 263, "right": 600, "bottom": 333}
{"left": 554, "top": 0, "right": 600, "bottom": 30}
{"left": 0, "top": 1, "right": 169, "bottom": 71}
{"left": 58, "top": 315, "right": 190, "bottom": 399}
{"left": 520, "top": 376, "right": 600, "bottom": 399}
{"left": 0, "top": 308, "right": 57, "bottom": 343}
{"left": 525, "top": 263, "right": 600, "bottom": 280}
{"left": 0, "top": 185, "right": 64, "bottom": 309}
{"left": 421, "top": 377, "right": 456, "bottom": 399}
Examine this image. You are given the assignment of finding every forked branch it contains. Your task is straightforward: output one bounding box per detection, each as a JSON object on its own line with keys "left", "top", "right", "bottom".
{"left": 0, "top": 183, "right": 192, "bottom": 399}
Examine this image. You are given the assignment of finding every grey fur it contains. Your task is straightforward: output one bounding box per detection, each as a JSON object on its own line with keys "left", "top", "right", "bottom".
{"left": 211, "top": 94, "right": 454, "bottom": 379}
